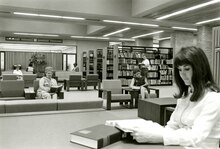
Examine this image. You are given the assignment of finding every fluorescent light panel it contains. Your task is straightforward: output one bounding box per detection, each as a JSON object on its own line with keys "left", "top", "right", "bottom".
{"left": 71, "top": 36, "right": 109, "bottom": 40}
{"left": 132, "top": 31, "right": 164, "bottom": 39}
{"left": 103, "top": 28, "right": 130, "bottom": 37}
{"left": 157, "top": 37, "right": 171, "bottom": 41}
{"left": 14, "top": 32, "right": 59, "bottom": 37}
{"left": 14, "top": 12, "right": 85, "bottom": 20}
{"left": 196, "top": 17, "right": 220, "bottom": 25}
{"left": 103, "top": 20, "right": 159, "bottom": 27}
{"left": 172, "top": 26, "right": 197, "bottom": 31}
{"left": 119, "top": 38, "right": 135, "bottom": 41}
{"left": 156, "top": 0, "right": 220, "bottom": 20}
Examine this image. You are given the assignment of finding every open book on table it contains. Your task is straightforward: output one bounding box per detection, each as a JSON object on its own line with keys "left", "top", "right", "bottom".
{"left": 50, "top": 85, "right": 63, "bottom": 93}
{"left": 105, "top": 118, "right": 154, "bottom": 133}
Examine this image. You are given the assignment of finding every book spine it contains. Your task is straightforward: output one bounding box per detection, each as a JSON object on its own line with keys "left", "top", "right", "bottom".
{"left": 97, "top": 131, "right": 122, "bottom": 149}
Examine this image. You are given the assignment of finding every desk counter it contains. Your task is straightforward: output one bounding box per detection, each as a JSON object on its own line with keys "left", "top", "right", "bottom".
{"left": 0, "top": 108, "right": 182, "bottom": 149}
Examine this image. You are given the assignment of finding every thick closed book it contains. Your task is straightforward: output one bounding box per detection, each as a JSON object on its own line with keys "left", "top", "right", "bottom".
{"left": 70, "top": 124, "right": 122, "bottom": 149}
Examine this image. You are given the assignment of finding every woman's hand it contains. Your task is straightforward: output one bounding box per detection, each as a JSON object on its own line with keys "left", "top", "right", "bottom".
{"left": 130, "top": 122, "right": 164, "bottom": 143}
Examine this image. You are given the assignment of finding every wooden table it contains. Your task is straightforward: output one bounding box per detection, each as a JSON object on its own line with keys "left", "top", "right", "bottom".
{"left": 24, "top": 88, "right": 35, "bottom": 99}
{"left": 0, "top": 109, "right": 183, "bottom": 149}
{"left": 138, "top": 98, "right": 177, "bottom": 126}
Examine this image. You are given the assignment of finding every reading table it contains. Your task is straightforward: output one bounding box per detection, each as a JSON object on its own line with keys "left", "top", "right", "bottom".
{"left": 0, "top": 108, "right": 182, "bottom": 149}
{"left": 138, "top": 98, "right": 177, "bottom": 126}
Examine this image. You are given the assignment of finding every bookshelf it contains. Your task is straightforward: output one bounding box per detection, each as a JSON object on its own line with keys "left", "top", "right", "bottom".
{"left": 115, "top": 45, "right": 173, "bottom": 86}
{"left": 82, "top": 51, "right": 87, "bottom": 77}
{"left": 102, "top": 46, "right": 118, "bottom": 79}
{"left": 96, "top": 49, "right": 103, "bottom": 80}
{"left": 88, "top": 50, "right": 95, "bottom": 74}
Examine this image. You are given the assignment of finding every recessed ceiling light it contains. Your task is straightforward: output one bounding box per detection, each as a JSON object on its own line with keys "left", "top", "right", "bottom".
{"left": 156, "top": 0, "right": 220, "bottom": 20}
{"left": 172, "top": 26, "right": 197, "bottom": 31}
{"left": 14, "top": 12, "right": 85, "bottom": 20}
{"left": 14, "top": 32, "right": 59, "bottom": 37}
{"left": 103, "top": 20, "right": 159, "bottom": 27}
{"left": 132, "top": 31, "right": 164, "bottom": 39}
{"left": 103, "top": 28, "right": 130, "bottom": 37}
{"left": 196, "top": 17, "right": 220, "bottom": 25}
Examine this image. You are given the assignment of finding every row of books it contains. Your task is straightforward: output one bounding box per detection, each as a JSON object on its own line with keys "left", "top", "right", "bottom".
{"left": 118, "top": 59, "right": 136, "bottom": 64}
{"left": 160, "top": 75, "right": 173, "bottom": 81}
{"left": 106, "top": 60, "right": 113, "bottom": 65}
{"left": 119, "top": 78, "right": 132, "bottom": 86}
{"left": 118, "top": 70, "right": 133, "bottom": 77}
{"left": 107, "top": 66, "right": 113, "bottom": 71}
{"left": 118, "top": 64, "right": 135, "bottom": 70}
{"left": 150, "top": 59, "right": 172, "bottom": 65}
{"left": 159, "top": 69, "right": 172, "bottom": 75}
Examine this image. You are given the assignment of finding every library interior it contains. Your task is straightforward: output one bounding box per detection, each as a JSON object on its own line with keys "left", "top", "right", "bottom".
{"left": 0, "top": 0, "right": 220, "bottom": 149}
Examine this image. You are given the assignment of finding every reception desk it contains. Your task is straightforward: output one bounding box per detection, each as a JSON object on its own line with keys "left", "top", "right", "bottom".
{"left": 0, "top": 108, "right": 182, "bottom": 149}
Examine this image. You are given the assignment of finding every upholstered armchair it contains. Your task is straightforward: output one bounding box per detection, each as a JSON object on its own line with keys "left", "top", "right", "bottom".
{"left": 2, "top": 74, "right": 18, "bottom": 80}
{"left": 98, "top": 79, "right": 133, "bottom": 110}
{"left": 84, "top": 74, "right": 100, "bottom": 90}
{"left": 33, "top": 80, "right": 64, "bottom": 99}
{"left": 64, "top": 74, "right": 84, "bottom": 91}
{"left": 23, "top": 74, "right": 37, "bottom": 88}
{"left": 0, "top": 80, "right": 25, "bottom": 100}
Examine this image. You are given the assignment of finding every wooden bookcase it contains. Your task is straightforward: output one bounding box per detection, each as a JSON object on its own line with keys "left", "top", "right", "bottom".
{"left": 102, "top": 46, "right": 118, "bottom": 79}
{"left": 82, "top": 51, "right": 87, "bottom": 77}
{"left": 88, "top": 50, "right": 95, "bottom": 74}
{"left": 96, "top": 49, "right": 103, "bottom": 80}
{"left": 115, "top": 45, "right": 173, "bottom": 86}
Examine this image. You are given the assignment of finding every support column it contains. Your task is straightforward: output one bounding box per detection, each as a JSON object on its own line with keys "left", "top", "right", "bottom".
{"left": 171, "top": 31, "right": 196, "bottom": 54}
{"left": 197, "top": 26, "right": 212, "bottom": 67}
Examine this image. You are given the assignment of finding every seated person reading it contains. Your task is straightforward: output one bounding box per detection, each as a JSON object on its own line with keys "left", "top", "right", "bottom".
{"left": 37, "top": 66, "right": 59, "bottom": 99}
{"left": 13, "top": 64, "right": 23, "bottom": 80}
{"left": 26, "top": 63, "right": 34, "bottom": 72}
{"left": 129, "top": 68, "right": 149, "bottom": 99}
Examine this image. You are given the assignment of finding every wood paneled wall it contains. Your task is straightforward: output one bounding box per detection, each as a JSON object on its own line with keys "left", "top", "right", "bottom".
{"left": 5, "top": 51, "right": 62, "bottom": 71}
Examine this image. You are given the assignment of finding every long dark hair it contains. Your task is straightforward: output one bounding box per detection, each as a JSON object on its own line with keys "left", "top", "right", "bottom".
{"left": 174, "top": 46, "right": 219, "bottom": 101}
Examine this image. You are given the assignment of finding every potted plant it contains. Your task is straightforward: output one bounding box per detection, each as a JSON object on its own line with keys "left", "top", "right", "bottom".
{"left": 29, "top": 53, "right": 47, "bottom": 77}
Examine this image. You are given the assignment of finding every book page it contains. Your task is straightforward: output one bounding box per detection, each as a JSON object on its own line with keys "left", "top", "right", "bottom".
{"left": 105, "top": 119, "right": 154, "bottom": 133}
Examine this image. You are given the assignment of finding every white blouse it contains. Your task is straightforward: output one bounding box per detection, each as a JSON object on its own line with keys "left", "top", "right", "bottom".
{"left": 163, "top": 91, "right": 220, "bottom": 149}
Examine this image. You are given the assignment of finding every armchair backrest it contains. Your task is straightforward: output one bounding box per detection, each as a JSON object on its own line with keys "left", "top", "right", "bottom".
{"left": 33, "top": 80, "right": 40, "bottom": 93}
{"left": 2, "top": 74, "right": 17, "bottom": 80}
{"left": 0, "top": 80, "right": 24, "bottom": 97}
{"left": 69, "top": 74, "right": 82, "bottom": 81}
{"left": 23, "top": 74, "right": 37, "bottom": 81}
{"left": 102, "top": 80, "right": 122, "bottom": 94}
{"left": 86, "top": 74, "right": 99, "bottom": 82}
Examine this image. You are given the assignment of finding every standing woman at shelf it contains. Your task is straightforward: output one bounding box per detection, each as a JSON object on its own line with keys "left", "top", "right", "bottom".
{"left": 129, "top": 46, "right": 220, "bottom": 149}
{"left": 37, "top": 66, "right": 58, "bottom": 99}
{"left": 139, "top": 55, "right": 151, "bottom": 78}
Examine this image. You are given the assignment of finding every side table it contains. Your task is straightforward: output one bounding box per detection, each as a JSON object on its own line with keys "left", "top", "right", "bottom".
{"left": 24, "top": 88, "right": 35, "bottom": 99}
{"left": 122, "top": 87, "right": 140, "bottom": 108}
{"left": 138, "top": 97, "right": 177, "bottom": 126}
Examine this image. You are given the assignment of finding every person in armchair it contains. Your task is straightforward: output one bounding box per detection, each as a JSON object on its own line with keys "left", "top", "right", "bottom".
{"left": 37, "top": 66, "right": 58, "bottom": 99}
{"left": 129, "top": 68, "right": 149, "bottom": 99}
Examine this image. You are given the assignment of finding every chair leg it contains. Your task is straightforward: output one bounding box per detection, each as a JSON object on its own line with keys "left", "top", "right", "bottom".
{"left": 130, "top": 100, "right": 133, "bottom": 109}
{"left": 106, "top": 92, "right": 111, "bottom": 110}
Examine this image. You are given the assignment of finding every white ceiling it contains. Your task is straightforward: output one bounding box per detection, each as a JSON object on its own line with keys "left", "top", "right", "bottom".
{"left": 0, "top": 0, "right": 219, "bottom": 42}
